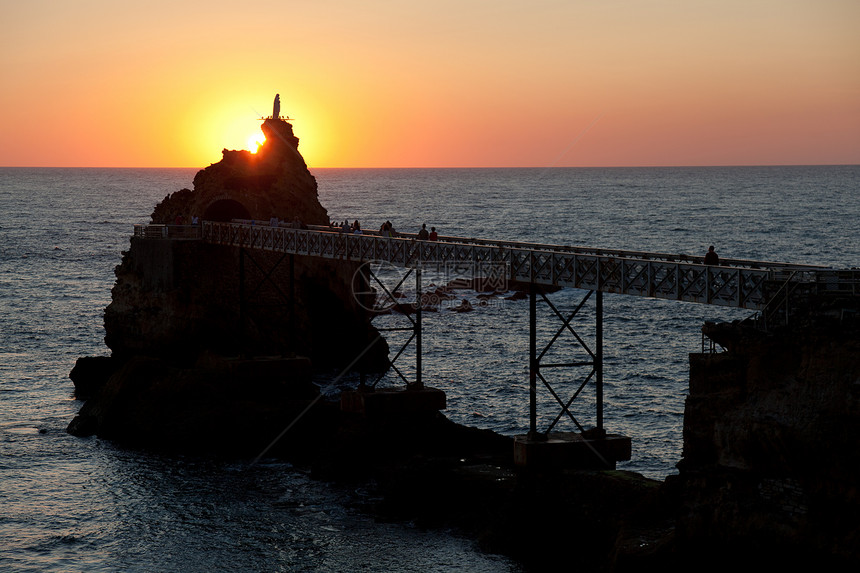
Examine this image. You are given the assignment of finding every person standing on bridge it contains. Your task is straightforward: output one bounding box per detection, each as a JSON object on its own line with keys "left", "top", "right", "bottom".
{"left": 429, "top": 227, "right": 438, "bottom": 241}
{"left": 704, "top": 245, "right": 720, "bottom": 265}
{"left": 417, "top": 223, "right": 429, "bottom": 240}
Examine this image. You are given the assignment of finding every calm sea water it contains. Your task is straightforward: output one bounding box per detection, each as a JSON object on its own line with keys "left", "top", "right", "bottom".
{"left": 1, "top": 165, "right": 857, "bottom": 571}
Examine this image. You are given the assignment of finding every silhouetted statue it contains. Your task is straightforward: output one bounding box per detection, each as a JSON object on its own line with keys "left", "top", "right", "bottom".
{"left": 273, "top": 94, "right": 280, "bottom": 119}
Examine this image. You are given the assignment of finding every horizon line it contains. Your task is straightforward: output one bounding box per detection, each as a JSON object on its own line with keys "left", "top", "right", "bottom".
{"left": 2, "top": 162, "right": 858, "bottom": 170}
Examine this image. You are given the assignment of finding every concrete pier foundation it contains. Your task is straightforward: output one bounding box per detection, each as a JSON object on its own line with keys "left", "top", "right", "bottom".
{"left": 513, "top": 431, "right": 632, "bottom": 469}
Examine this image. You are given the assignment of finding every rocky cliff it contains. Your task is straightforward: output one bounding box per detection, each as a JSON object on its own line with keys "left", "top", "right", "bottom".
{"left": 672, "top": 314, "right": 860, "bottom": 568}
{"left": 68, "top": 117, "right": 387, "bottom": 446}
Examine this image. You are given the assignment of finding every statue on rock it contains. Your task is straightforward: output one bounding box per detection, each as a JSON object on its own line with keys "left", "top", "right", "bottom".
{"left": 273, "top": 93, "right": 280, "bottom": 120}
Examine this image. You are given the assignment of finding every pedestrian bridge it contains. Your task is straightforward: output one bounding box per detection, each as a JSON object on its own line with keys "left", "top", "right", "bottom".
{"left": 133, "top": 220, "right": 857, "bottom": 468}
{"left": 183, "top": 220, "right": 838, "bottom": 312}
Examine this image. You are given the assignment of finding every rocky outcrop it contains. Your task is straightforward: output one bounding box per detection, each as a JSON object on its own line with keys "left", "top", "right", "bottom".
{"left": 69, "top": 117, "right": 388, "bottom": 444}
{"left": 150, "top": 119, "right": 326, "bottom": 226}
{"left": 99, "top": 117, "right": 386, "bottom": 370}
{"left": 66, "top": 354, "right": 328, "bottom": 455}
{"left": 101, "top": 236, "right": 385, "bottom": 369}
{"left": 673, "top": 316, "right": 860, "bottom": 568}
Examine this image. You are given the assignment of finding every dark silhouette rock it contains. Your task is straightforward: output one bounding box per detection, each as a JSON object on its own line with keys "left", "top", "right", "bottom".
{"left": 69, "top": 355, "right": 120, "bottom": 399}
{"left": 672, "top": 316, "right": 860, "bottom": 568}
{"left": 70, "top": 112, "right": 388, "bottom": 448}
{"left": 504, "top": 290, "right": 528, "bottom": 301}
{"left": 151, "top": 119, "right": 326, "bottom": 226}
{"left": 66, "top": 354, "right": 331, "bottom": 455}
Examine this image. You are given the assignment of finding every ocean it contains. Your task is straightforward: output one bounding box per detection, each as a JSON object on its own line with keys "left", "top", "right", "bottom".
{"left": 1, "top": 165, "right": 857, "bottom": 571}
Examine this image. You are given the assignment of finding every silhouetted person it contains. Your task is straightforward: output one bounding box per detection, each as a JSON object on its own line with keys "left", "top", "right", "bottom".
{"left": 417, "top": 223, "right": 429, "bottom": 240}
{"left": 273, "top": 94, "right": 280, "bottom": 119}
{"left": 704, "top": 245, "right": 719, "bottom": 266}
{"left": 429, "top": 227, "right": 438, "bottom": 241}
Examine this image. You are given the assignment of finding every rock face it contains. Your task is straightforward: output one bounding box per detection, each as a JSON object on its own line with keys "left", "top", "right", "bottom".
{"left": 675, "top": 317, "right": 860, "bottom": 568}
{"left": 103, "top": 117, "right": 386, "bottom": 369}
{"left": 69, "top": 117, "right": 388, "bottom": 446}
{"left": 150, "top": 119, "right": 327, "bottom": 226}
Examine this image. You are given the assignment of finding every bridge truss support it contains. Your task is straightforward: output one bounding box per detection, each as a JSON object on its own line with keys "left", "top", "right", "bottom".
{"left": 364, "top": 265, "right": 424, "bottom": 390}
{"left": 517, "top": 286, "right": 631, "bottom": 469}
{"left": 528, "top": 287, "right": 603, "bottom": 438}
{"left": 341, "top": 263, "right": 446, "bottom": 417}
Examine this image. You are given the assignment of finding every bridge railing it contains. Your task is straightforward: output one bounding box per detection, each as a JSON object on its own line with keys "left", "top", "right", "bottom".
{"left": 133, "top": 224, "right": 201, "bottom": 240}
{"left": 815, "top": 269, "right": 860, "bottom": 297}
{"left": 196, "top": 221, "right": 833, "bottom": 311}
{"left": 304, "top": 225, "right": 824, "bottom": 272}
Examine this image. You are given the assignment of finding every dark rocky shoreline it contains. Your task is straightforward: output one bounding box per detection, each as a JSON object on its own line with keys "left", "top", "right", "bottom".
{"left": 68, "top": 354, "right": 669, "bottom": 571}
{"left": 67, "top": 311, "right": 860, "bottom": 570}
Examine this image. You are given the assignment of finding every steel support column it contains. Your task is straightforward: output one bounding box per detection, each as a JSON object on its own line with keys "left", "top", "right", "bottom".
{"left": 367, "top": 263, "right": 425, "bottom": 390}
{"left": 529, "top": 282, "right": 538, "bottom": 439}
{"left": 415, "top": 267, "right": 423, "bottom": 390}
{"left": 526, "top": 288, "right": 603, "bottom": 437}
{"left": 596, "top": 290, "right": 604, "bottom": 432}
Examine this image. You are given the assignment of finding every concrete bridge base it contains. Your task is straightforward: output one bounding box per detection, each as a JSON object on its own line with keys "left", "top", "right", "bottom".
{"left": 513, "top": 431, "right": 632, "bottom": 469}
{"left": 341, "top": 387, "right": 447, "bottom": 417}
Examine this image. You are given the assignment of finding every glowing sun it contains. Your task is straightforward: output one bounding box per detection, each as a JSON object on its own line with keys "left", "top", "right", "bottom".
{"left": 246, "top": 133, "right": 266, "bottom": 153}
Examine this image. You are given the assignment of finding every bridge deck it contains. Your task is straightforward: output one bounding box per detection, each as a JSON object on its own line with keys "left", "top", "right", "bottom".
{"left": 177, "top": 221, "right": 840, "bottom": 311}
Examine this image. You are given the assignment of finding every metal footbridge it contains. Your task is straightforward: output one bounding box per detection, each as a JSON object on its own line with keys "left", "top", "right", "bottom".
{"left": 193, "top": 220, "right": 836, "bottom": 311}
{"left": 135, "top": 220, "right": 856, "bottom": 467}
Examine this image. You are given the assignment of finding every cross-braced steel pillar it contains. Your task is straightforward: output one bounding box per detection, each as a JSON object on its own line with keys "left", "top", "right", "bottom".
{"left": 527, "top": 286, "right": 604, "bottom": 438}
{"left": 515, "top": 287, "right": 629, "bottom": 469}
{"left": 365, "top": 263, "right": 423, "bottom": 390}
{"left": 341, "top": 262, "right": 445, "bottom": 417}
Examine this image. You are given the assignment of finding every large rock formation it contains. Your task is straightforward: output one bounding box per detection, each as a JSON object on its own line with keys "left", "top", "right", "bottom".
{"left": 150, "top": 119, "right": 327, "bottom": 226}
{"left": 672, "top": 314, "right": 860, "bottom": 568}
{"left": 68, "top": 116, "right": 388, "bottom": 447}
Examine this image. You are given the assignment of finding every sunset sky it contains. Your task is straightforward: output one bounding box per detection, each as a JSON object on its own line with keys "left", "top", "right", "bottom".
{"left": 2, "top": 1, "right": 858, "bottom": 168}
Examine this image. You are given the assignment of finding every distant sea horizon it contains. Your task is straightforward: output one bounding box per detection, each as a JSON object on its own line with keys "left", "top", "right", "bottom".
{"left": 2, "top": 162, "right": 858, "bottom": 169}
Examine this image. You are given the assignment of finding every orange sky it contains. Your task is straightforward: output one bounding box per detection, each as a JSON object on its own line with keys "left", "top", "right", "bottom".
{"left": 1, "top": 1, "right": 858, "bottom": 168}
